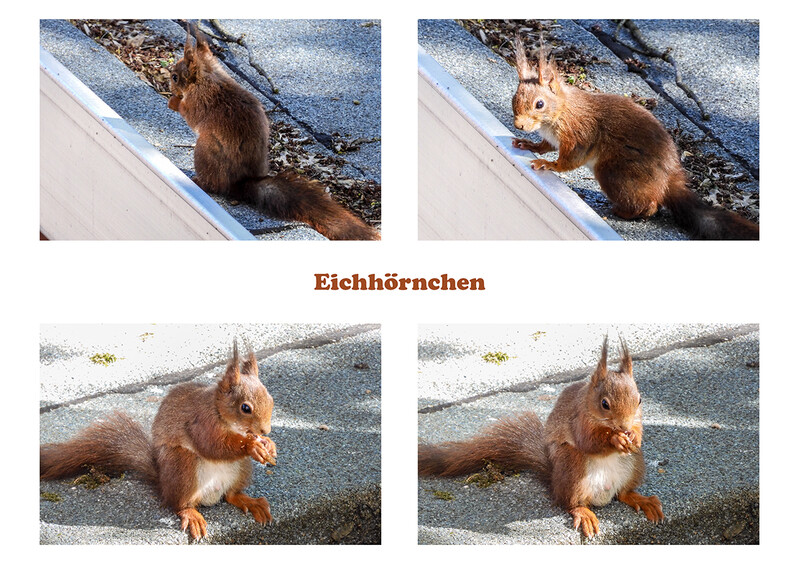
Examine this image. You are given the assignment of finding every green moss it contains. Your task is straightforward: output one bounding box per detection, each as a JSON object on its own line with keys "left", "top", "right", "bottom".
{"left": 72, "top": 466, "right": 111, "bottom": 489}
{"left": 482, "top": 351, "right": 509, "bottom": 364}
{"left": 432, "top": 490, "right": 454, "bottom": 501}
{"left": 40, "top": 491, "right": 62, "bottom": 502}
{"left": 464, "top": 461, "right": 516, "bottom": 487}
{"left": 89, "top": 352, "right": 119, "bottom": 366}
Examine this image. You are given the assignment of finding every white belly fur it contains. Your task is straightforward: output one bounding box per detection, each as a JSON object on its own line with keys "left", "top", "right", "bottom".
{"left": 194, "top": 459, "right": 246, "bottom": 506}
{"left": 539, "top": 124, "right": 560, "bottom": 150}
{"left": 582, "top": 452, "right": 637, "bottom": 507}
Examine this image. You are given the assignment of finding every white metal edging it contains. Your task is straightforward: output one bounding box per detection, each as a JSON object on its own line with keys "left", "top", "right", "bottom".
{"left": 40, "top": 48, "right": 254, "bottom": 241}
{"left": 418, "top": 46, "right": 621, "bottom": 241}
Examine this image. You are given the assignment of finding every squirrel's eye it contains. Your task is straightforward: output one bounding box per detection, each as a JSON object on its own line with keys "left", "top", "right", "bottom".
{"left": 601, "top": 398, "right": 610, "bottom": 410}
{"left": 535, "top": 99, "right": 545, "bottom": 109}
{"left": 171, "top": 74, "right": 178, "bottom": 81}
{"left": 638, "top": 396, "right": 642, "bottom": 406}
{"left": 241, "top": 403, "right": 252, "bottom": 414}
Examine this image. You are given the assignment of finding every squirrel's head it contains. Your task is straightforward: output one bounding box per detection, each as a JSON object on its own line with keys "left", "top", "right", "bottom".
{"left": 586, "top": 336, "right": 642, "bottom": 434}
{"left": 512, "top": 35, "right": 565, "bottom": 132}
{"left": 216, "top": 341, "right": 274, "bottom": 437}
{"left": 168, "top": 23, "right": 216, "bottom": 97}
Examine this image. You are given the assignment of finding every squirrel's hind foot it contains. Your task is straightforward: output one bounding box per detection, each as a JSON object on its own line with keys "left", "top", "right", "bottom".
{"left": 226, "top": 491, "right": 273, "bottom": 525}
{"left": 618, "top": 491, "right": 664, "bottom": 523}
{"left": 178, "top": 507, "right": 208, "bottom": 540}
{"left": 569, "top": 506, "right": 600, "bottom": 538}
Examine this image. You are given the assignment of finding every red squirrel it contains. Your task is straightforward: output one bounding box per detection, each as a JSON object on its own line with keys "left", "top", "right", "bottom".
{"left": 40, "top": 343, "right": 277, "bottom": 540}
{"left": 167, "top": 24, "right": 380, "bottom": 240}
{"left": 418, "top": 337, "right": 664, "bottom": 538}
{"left": 511, "top": 37, "right": 758, "bottom": 240}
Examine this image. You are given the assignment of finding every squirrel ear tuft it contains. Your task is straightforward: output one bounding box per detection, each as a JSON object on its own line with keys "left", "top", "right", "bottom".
{"left": 184, "top": 23, "right": 193, "bottom": 50}
{"left": 220, "top": 341, "right": 241, "bottom": 391}
{"left": 592, "top": 335, "right": 609, "bottom": 385}
{"left": 515, "top": 35, "right": 533, "bottom": 81}
{"left": 618, "top": 337, "right": 633, "bottom": 375}
{"left": 183, "top": 23, "right": 196, "bottom": 64}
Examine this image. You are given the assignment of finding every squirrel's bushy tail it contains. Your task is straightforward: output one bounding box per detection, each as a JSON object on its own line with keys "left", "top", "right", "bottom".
{"left": 40, "top": 411, "right": 157, "bottom": 484}
{"left": 419, "top": 411, "right": 550, "bottom": 478}
{"left": 663, "top": 173, "right": 759, "bottom": 240}
{"left": 237, "top": 171, "right": 380, "bottom": 241}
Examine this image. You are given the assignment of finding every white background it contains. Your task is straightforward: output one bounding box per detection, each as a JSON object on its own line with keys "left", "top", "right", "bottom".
{"left": 9, "top": 2, "right": 791, "bottom": 562}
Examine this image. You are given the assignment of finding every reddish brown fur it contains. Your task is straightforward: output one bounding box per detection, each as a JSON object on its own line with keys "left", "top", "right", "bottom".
{"left": 419, "top": 411, "right": 550, "bottom": 478}
{"left": 418, "top": 337, "right": 663, "bottom": 538}
{"left": 512, "top": 37, "right": 758, "bottom": 240}
{"left": 40, "top": 412, "right": 157, "bottom": 483}
{"left": 168, "top": 24, "right": 379, "bottom": 240}
{"left": 40, "top": 342, "right": 277, "bottom": 540}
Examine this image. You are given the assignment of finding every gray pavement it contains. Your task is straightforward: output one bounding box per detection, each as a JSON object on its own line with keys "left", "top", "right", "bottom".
{"left": 418, "top": 324, "right": 759, "bottom": 544}
{"left": 40, "top": 324, "right": 381, "bottom": 544}
{"left": 418, "top": 19, "right": 759, "bottom": 241}
{"left": 39, "top": 19, "right": 381, "bottom": 240}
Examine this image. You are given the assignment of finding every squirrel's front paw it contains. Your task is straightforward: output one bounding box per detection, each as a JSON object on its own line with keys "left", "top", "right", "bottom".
{"left": 167, "top": 95, "right": 182, "bottom": 112}
{"left": 512, "top": 138, "right": 538, "bottom": 152}
{"left": 258, "top": 436, "right": 278, "bottom": 466}
{"left": 609, "top": 431, "right": 636, "bottom": 453}
{"left": 246, "top": 435, "right": 270, "bottom": 464}
{"left": 530, "top": 159, "right": 554, "bottom": 171}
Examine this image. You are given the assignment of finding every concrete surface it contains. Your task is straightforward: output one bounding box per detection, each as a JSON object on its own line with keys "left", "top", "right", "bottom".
{"left": 417, "top": 19, "right": 759, "bottom": 241}
{"left": 40, "top": 324, "right": 381, "bottom": 544}
{"left": 418, "top": 324, "right": 759, "bottom": 544}
{"left": 39, "top": 19, "right": 381, "bottom": 240}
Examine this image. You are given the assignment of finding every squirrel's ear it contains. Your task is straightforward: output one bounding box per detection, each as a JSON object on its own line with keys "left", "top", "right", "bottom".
{"left": 515, "top": 35, "right": 534, "bottom": 81}
{"left": 183, "top": 23, "right": 195, "bottom": 63}
{"left": 618, "top": 337, "right": 633, "bottom": 375}
{"left": 591, "top": 336, "right": 609, "bottom": 386}
{"left": 241, "top": 350, "right": 259, "bottom": 378}
{"left": 193, "top": 25, "right": 212, "bottom": 57}
{"left": 535, "top": 40, "right": 562, "bottom": 95}
{"left": 539, "top": 61, "right": 562, "bottom": 95}
{"left": 220, "top": 341, "right": 241, "bottom": 392}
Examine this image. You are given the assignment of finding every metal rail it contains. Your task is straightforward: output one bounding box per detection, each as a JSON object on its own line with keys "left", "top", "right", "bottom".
{"left": 40, "top": 48, "right": 254, "bottom": 240}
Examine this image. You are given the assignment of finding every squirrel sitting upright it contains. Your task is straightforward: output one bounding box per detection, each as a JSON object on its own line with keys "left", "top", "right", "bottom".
{"left": 167, "top": 24, "right": 379, "bottom": 240}
{"left": 511, "top": 37, "right": 758, "bottom": 240}
{"left": 418, "top": 337, "right": 664, "bottom": 538}
{"left": 40, "top": 343, "right": 277, "bottom": 540}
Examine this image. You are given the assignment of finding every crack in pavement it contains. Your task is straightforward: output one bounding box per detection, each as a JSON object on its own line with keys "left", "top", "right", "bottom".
{"left": 41, "top": 324, "right": 380, "bottom": 414}
{"left": 196, "top": 21, "right": 377, "bottom": 181}
{"left": 419, "top": 323, "right": 758, "bottom": 414}
{"left": 577, "top": 20, "right": 759, "bottom": 181}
